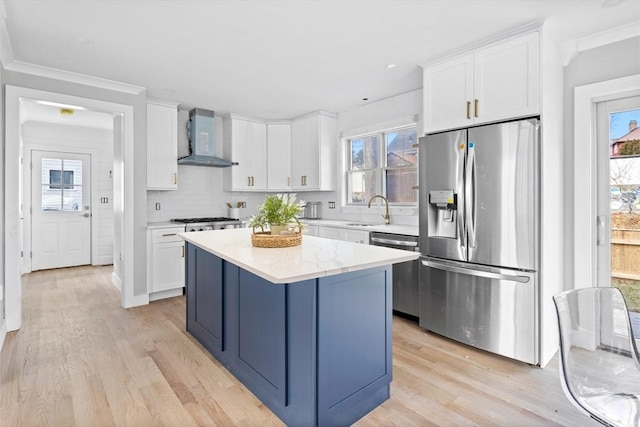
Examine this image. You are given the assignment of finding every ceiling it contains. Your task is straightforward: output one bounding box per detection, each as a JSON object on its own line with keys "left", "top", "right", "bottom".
{"left": 3, "top": 0, "right": 640, "bottom": 121}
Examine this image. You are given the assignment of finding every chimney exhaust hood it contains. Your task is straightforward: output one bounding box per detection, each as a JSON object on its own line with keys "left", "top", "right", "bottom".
{"left": 178, "top": 108, "right": 237, "bottom": 167}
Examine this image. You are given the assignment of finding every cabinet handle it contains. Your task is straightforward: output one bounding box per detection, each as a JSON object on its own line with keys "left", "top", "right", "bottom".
{"left": 251, "top": 176, "right": 255, "bottom": 186}
{"left": 181, "top": 245, "right": 185, "bottom": 258}
{"left": 287, "top": 177, "right": 290, "bottom": 186}
{"left": 162, "top": 233, "right": 177, "bottom": 237}
{"left": 247, "top": 176, "right": 251, "bottom": 186}
{"left": 173, "top": 173, "right": 177, "bottom": 185}
{"left": 466, "top": 101, "right": 471, "bottom": 119}
{"left": 474, "top": 99, "right": 479, "bottom": 118}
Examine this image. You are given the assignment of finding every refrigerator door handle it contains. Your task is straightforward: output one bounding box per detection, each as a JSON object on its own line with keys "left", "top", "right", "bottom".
{"left": 421, "top": 259, "right": 531, "bottom": 283}
{"left": 457, "top": 142, "right": 466, "bottom": 251}
{"left": 465, "top": 144, "right": 477, "bottom": 248}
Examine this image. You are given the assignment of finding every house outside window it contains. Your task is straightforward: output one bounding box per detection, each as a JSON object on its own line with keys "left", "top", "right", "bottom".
{"left": 346, "top": 126, "right": 417, "bottom": 205}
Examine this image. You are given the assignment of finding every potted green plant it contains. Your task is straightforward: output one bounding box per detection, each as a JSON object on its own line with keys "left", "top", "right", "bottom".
{"left": 249, "top": 193, "right": 304, "bottom": 235}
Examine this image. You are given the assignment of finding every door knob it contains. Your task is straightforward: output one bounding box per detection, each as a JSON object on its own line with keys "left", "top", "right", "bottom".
{"left": 81, "top": 213, "right": 91, "bottom": 218}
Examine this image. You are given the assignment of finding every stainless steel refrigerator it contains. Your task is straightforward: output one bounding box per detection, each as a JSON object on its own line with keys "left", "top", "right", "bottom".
{"left": 418, "top": 118, "right": 539, "bottom": 365}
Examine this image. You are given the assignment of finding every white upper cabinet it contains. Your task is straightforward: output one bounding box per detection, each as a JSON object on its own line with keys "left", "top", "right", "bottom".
{"left": 147, "top": 101, "right": 179, "bottom": 190}
{"left": 291, "top": 112, "right": 337, "bottom": 191}
{"left": 267, "top": 123, "right": 292, "bottom": 191}
{"left": 423, "top": 32, "right": 539, "bottom": 134}
{"left": 223, "top": 115, "right": 267, "bottom": 191}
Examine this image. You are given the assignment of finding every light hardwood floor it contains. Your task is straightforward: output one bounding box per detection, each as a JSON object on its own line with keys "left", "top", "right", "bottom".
{"left": 0, "top": 265, "right": 597, "bottom": 426}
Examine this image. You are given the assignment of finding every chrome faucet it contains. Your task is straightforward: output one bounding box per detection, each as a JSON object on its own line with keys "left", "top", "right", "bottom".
{"left": 368, "top": 195, "right": 390, "bottom": 225}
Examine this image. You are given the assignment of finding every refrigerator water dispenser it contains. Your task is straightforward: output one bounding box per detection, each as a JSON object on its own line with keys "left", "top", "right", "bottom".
{"left": 428, "top": 190, "right": 457, "bottom": 239}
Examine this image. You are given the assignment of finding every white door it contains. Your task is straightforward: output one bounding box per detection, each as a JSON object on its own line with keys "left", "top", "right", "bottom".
{"left": 595, "top": 95, "right": 640, "bottom": 349}
{"left": 31, "top": 151, "right": 91, "bottom": 271}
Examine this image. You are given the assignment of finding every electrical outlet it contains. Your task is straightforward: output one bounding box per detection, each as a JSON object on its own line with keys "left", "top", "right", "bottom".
{"left": 328, "top": 201, "right": 336, "bottom": 209}
{"left": 155, "top": 202, "right": 161, "bottom": 210}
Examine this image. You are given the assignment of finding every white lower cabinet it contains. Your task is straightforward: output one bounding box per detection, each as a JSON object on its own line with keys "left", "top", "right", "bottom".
{"left": 301, "top": 224, "right": 319, "bottom": 236}
{"left": 318, "top": 226, "right": 369, "bottom": 244}
{"left": 148, "top": 227, "right": 185, "bottom": 298}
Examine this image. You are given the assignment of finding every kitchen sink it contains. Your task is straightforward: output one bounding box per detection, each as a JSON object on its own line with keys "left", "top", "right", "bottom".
{"left": 345, "top": 223, "right": 377, "bottom": 227}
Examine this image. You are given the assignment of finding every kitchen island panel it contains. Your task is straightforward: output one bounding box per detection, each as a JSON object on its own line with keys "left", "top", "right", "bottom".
{"left": 317, "top": 267, "right": 392, "bottom": 426}
{"left": 237, "top": 269, "right": 287, "bottom": 405}
{"left": 186, "top": 245, "right": 224, "bottom": 354}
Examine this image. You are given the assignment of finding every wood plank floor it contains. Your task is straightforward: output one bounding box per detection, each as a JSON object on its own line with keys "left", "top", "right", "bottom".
{"left": 0, "top": 265, "right": 597, "bottom": 426}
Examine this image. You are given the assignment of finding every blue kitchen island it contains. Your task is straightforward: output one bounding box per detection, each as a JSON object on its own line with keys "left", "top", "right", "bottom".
{"left": 180, "top": 228, "right": 419, "bottom": 427}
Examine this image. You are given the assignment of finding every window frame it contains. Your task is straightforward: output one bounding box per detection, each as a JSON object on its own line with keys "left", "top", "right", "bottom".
{"left": 345, "top": 124, "right": 418, "bottom": 207}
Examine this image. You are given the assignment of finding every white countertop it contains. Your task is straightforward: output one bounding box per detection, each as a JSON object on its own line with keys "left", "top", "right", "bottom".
{"left": 180, "top": 228, "right": 419, "bottom": 284}
{"left": 298, "top": 219, "right": 419, "bottom": 236}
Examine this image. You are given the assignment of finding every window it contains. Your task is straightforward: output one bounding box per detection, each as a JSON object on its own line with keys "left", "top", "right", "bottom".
{"left": 41, "top": 158, "right": 82, "bottom": 211}
{"left": 346, "top": 126, "right": 417, "bottom": 205}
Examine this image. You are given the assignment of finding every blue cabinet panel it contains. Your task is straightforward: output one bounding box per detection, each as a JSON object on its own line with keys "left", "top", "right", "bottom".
{"left": 186, "top": 243, "right": 223, "bottom": 355}
{"left": 317, "top": 266, "right": 392, "bottom": 426}
{"left": 237, "top": 269, "right": 287, "bottom": 405}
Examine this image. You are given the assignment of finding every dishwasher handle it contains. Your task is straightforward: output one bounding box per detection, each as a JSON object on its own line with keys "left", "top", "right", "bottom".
{"left": 370, "top": 236, "right": 418, "bottom": 248}
{"left": 422, "top": 259, "right": 530, "bottom": 283}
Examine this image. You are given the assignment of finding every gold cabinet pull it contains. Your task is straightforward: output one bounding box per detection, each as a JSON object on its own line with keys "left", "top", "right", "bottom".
{"left": 251, "top": 176, "right": 255, "bottom": 186}
{"left": 181, "top": 245, "right": 185, "bottom": 258}
{"left": 173, "top": 173, "right": 177, "bottom": 185}
{"left": 247, "top": 176, "right": 251, "bottom": 186}
{"left": 474, "top": 99, "right": 479, "bottom": 118}
{"left": 466, "top": 101, "right": 471, "bottom": 119}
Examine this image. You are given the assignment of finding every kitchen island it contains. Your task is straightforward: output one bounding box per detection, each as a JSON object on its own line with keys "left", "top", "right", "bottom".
{"left": 180, "top": 228, "right": 419, "bottom": 427}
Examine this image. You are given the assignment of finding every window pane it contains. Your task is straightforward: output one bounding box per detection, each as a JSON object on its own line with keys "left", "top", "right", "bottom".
{"left": 43, "top": 158, "right": 62, "bottom": 186}
{"left": 386, "top": 167, "right": 417, "bottom": 203}
{"left": 42, "top": 186, "right": 62, "bottom": 211}
{"left": 64, "top": 159, "right": 83, "bottom": 186}
{"left": 62, "top": 186, "right": 82, "bottom": 211}
{"left": 350, "top": 135, "right": 378, "bottom": 170}
{"left": 386, "top": 129, "right": 417, "bottom": 167}
{"left": 348, "top": 170, "right": 377, "bottom": 204}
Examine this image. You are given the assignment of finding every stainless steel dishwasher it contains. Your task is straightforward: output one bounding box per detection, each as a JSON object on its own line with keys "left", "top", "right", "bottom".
{"left": 369, "top": 232, "right": 420, "bottom": 318}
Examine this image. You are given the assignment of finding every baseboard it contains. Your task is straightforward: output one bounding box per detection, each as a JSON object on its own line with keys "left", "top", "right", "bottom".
{"left": 111, "top": 272, "right": 122, "bottom": 290}
{"left": 149, "top": 287, "right": 184, "bottom": 302}
{"left": 94, "top": 256, "right": 114, "bottom": 266}
{"left": 0, "top": 319, "right": 7, "bottom": 353}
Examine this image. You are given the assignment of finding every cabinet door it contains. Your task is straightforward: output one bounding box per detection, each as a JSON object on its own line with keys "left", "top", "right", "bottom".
{"left": 422, "top": 55, "right": 473, "bottom": 134}
{"left": 246, "top": 121, "right": 267, "bottom": 190}
{"left": 147, "top": 103, "right": 178, "bottom": 189}
{"left": 291, "top": 116, "right": 312, "bottom": 190}
{"left": 229, "top": 118, "right": 251, "bottom": 190}
{"left": 318, "top": 226, "right": 342, "bottom": 240}
{"left": 473, "top": 32, "right": 539, "bottom": 124}
{"left": 344, "top": 230, "right": 369, "bottom": 245}
{"left": 267, "top": 124, "right": 292, "bottom": 190}
{"left": 152, "top": 241, "right": 185, "bottom": 292}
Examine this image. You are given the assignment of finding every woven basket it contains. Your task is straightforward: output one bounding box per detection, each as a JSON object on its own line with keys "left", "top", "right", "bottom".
{"left": 251, "top": 231, "right": 302, "bottom": 248}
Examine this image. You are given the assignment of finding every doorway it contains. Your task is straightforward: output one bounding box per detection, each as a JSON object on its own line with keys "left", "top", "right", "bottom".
{"left": 31, "top": 151, "right": 91, "bottom": 271}
{"left": 596, "top": 97, "right": 640, "bottom": 317}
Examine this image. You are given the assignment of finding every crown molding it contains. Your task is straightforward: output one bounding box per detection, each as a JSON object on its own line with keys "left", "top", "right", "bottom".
{"left": 4, "top": 60, "right": 145, "bottom": 95}
{"left": 562, "top": 20, "right": 640, "bottom": 65}
{"left": 419, "top": 21, "right": 542, "bottom": 68}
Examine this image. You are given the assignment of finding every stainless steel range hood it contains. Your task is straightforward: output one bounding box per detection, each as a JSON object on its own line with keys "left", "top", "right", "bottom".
{"left": 178, "top": 108, "right": 237, "bottom": 167}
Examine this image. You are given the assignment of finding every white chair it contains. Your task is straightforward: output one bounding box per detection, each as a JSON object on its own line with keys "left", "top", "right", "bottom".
{"left": 553, "top": 287, "right": 640, "bottom": 426}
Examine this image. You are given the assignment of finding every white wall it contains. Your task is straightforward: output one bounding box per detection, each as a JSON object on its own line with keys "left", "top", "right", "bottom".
{"left": 22, "top": 121, "right": 114, "bottom": 266}
{"left": 563, "top": 36, "right": 640, "bottom": 291}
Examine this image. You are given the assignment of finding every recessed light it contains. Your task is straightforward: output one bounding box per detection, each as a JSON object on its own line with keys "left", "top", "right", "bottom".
{"left": 387, "top": 64, "right": 397, "bottom": 69}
